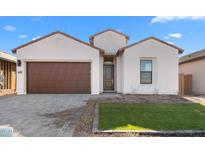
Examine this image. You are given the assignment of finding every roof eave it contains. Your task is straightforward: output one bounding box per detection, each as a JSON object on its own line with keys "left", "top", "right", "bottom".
{"left": 179, "top": 54, "right": 205, "bottom": 65}
{"left": 12, "top": 48, "right": 17, "bottom": 53}
{"left": 12, "top": 31, "right": 60, "bottom": 53}
{"left": 12, "top": 31, "right": 105, "bottom": 55}
{"left": 0, "top": 57, "right": 16, "bottom": 63}
{"left": 178, "top": 49, "right": 184, "bottom": 54}
{"left": 117, "top": 37, "right": 184, "bottom": 56}
{"left": 117, "top": 47, "right": 183, "bottom": 57}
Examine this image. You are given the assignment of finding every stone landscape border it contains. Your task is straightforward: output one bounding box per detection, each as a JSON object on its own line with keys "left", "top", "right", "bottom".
{"left": 92, "top": 102, "right": 205, "bottom": 136}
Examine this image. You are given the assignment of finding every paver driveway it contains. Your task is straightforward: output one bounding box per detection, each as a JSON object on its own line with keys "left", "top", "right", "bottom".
{"left": 0, "top": 94, "right": 90, "bottom": 137}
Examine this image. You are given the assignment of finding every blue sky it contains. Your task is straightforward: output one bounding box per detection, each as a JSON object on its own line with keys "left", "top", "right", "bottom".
{"left": 0, "top": 16, "right": 205, "bottom": 56}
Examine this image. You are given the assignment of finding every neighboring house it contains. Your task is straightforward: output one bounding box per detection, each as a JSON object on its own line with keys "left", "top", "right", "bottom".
{"left": 179, "top": 49, "right": 205, "bottom": 95}
{"left": 12, "top": 29, "right": 183, "bottom": 95}
{"left": 0, "top": 51, "right": 16, "bottom": 91}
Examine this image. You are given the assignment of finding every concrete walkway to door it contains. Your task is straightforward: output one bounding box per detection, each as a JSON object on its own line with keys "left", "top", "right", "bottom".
{"left": 0, "top": 94, "right": 90, "bottom": 137}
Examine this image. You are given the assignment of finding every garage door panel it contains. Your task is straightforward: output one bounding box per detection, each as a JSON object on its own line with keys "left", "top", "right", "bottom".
{"left": 27, "top": 62, "right": 91, "bottom": 94}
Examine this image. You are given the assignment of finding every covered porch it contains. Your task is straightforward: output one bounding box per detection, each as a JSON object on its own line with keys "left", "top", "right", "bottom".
{"left": 100, "top": 55, "right": 121, "bottom": 93}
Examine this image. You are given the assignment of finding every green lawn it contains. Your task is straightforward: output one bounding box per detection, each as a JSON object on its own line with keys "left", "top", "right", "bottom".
{"left": 99, "top": 103, "right": 205, "bottom": 131}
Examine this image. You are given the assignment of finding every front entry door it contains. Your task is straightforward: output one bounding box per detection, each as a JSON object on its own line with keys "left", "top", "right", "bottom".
{"left": 103, "top": 65, "right": 114, "bottom": 91}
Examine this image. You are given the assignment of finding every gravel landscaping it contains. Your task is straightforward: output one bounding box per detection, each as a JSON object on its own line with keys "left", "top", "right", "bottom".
{"left": 73, "top": 101, "right": 96, "bottom": 136}
{"left": 90, "top": 94, "right": 193, "bottom": 104}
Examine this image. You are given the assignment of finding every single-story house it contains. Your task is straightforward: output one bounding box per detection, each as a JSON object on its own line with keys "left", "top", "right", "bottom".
{"left": 12, "top": 29, "right": 183, "bottom": 95}
{"left": 0, "top": 51, "right": 16, "bottom": 91}
{"left": 179, "top": 49, "right": 205, "bottom": 95}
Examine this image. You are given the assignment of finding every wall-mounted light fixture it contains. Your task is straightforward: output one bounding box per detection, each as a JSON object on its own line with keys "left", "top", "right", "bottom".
{"left": 17, "top": 60, "right": 21, "bottom": 67}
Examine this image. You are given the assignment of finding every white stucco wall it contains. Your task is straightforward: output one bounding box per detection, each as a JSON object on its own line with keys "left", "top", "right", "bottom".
{"left": 116, "top": 54, "right": 126, "bottom": 93}
{"left": 116, "top": 56, "right": 124, "bottom": 93}
{"left": 16, "top": 33, "right": 100, "bottom": 95}
{"left": 100, "top": 56, "right": 104, "bottom": 93}
{"left": 179, "top": 59, "right": 205, "bottom": 94}
{"left": 113, "top": 57, "right": 117, "bottom": 91}
{"left": 121, "top": 39, "right": 179, "bottom": 94}
{"left": 93, "top": 31, "right": 127, "bottom": 55}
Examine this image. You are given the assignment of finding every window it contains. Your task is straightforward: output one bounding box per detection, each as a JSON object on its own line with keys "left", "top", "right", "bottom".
{"left": 140, "top": 60, "right": 152, "bottom": 84}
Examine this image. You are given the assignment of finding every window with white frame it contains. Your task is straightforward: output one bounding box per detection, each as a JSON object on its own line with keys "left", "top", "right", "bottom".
{"left": 140, "top": 60, "right": 152, "bottom": 84}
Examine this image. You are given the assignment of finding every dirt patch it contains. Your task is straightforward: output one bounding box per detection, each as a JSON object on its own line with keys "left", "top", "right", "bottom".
{"left": 90, "top": 94, "right": 193, "bottom": 104}
{"left": 45, "top": 106, "right": 85, "bottom": 129}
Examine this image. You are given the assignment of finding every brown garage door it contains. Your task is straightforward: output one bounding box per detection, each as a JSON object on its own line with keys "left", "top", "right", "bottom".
{"left": 27, "top": 62, "right": 91, "bottom": 94}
